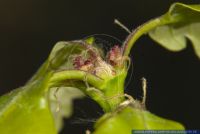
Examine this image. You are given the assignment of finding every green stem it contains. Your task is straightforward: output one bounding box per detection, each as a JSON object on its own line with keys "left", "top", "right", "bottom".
{"left": 122, "top": 14, "right": 178, "bottom": 56}
{"left": 48, "top": 69, "right": 127, "bottom": 112}
{"left": 48, "top": 70, "right": 113, "bottom": 112}
{"left": 49, "top": 70, "right": 105, "bottom": 89}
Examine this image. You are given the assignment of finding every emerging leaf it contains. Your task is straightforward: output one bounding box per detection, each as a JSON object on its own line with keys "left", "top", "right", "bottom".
{"left": 93, "top": 104, "right": 184, "bottom": 134}
{"left": 149, "top": 3, "right": 200, "bottom": 57}
{"left": 0, "top": 80, "right": 57, "bottom": 134}
{"left": 123, "top": 3, "right": 200, "bottom": 58}
{"left": 0, "top": 41, "right": 97, "bottom": 133}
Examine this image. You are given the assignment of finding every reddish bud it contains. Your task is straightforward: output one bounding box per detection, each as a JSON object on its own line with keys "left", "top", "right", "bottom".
{"left": 107, "top": 45, "right": 123, "bottom": 66}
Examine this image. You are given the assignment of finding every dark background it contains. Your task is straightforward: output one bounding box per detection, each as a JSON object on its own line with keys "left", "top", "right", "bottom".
{"left": 0, "top": 0, "right": 199, "bottom": 133}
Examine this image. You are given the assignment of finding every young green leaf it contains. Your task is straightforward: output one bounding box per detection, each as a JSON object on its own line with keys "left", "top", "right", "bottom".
{"left": 0, "top": 41, "right": 101, "bottom": 133}
{"left": 123, "top": 3, "right": 200, "bottom": 58}
{"left": 0, "top": 77, "right": 57, "bottom": 134}
{"left": 149, "top": 3, "right": 200, "bottom": 57}
{"left": 93, "top": 105, "right": 185, "bottom": 134}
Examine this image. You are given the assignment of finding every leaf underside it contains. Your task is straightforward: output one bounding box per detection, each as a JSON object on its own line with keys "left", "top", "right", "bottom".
{"left": 149, "top": 3, "right": 200, "bottom": 58}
